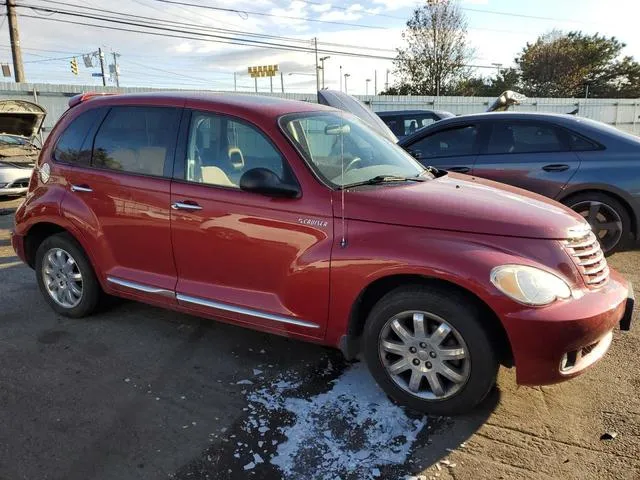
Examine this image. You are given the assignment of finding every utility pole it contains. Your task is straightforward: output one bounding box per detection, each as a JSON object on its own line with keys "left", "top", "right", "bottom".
{"left": 319, "top": 56, "right": 330, "bottom": 89}
{"left": 344, "top": 73, "right": 350, "bottom": 94}
{"left": 366, "top": 79, "right": 371, "bottom": 96}
{"left": 254, "top": 77, "right": 258, "bottom": 93}
{"left": 270, "top": 75, "right": 273, "bottom": 93}
{"left": 112, "top": 52, "right": 120, "bottom": 87}
{"left": 374, "top": 70, "right": 377, "bottom": 96}
{"left": 339, "top": 65, "right": 343, "bottom": 92}
{"left": 6, "top": 0, "right": 25, "bottom": 83}
{"left": 280, "top": 71, "right": 284, "bottom": 93}
{"left": 314, "top": 37, "right": 320, "bottom": 92}
{"left": 98, "top": 48, "right": 107, "bottom": 87}
{"left": 385, "top": 69, "right": 390, "bottom": 91}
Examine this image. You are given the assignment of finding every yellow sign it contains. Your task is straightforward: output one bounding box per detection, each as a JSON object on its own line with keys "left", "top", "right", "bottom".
{"left": 248, "top": 65, "right": 279, "bottom": 78}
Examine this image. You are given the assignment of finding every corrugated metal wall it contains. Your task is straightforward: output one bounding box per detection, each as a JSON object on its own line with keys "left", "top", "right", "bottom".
{"left": 1, "top": 81, "right": 638, "bottom": 136}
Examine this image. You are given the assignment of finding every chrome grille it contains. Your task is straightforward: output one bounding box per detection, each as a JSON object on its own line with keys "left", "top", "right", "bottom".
{"left": 563, "top": 231, "right": 609, "bottom": 288}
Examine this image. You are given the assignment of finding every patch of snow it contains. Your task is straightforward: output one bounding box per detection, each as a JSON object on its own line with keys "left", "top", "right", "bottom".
{"left": 237, "top": 379, "right": 253, "bottom": 385}
{"left": 253, "top": 369, "right": 263, "bottom": 376}
{"left": 246, "top": 362, "right": 426, "bottom": 480}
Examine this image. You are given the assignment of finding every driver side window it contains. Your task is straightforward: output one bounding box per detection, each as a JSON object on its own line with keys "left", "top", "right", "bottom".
{"left": 185, "top": 112, "right": 285, "bottom": 188}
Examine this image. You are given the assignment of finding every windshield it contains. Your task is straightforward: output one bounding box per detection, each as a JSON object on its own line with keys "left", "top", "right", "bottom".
{"left": 281, "top": 112, "right": 425, "bottom": 187}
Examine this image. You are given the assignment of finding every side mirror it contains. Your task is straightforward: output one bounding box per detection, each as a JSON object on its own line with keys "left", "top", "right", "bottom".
{"left": 239, "top": 168, "right": 300, "bottom": 198}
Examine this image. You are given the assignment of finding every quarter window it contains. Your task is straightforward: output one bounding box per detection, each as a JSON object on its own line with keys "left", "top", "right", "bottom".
{"left": 92, "top": 106, "right": 180, "bottom": 177}
{"left": 54, "top": 108, "right": 106, "bottom": 165}
{"left": 488, "top": 122, "right": 569, "bottom": 154}
{"left": 409, "top": 125, "right": 478, "bottom": 159}
{"left": 185, "top": 112, "right": 286, "bottom": 188}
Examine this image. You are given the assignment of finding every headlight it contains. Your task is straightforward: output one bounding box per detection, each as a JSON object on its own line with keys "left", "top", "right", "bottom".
{"left": 490, "top": 265, "right": 571, "bottom": 306}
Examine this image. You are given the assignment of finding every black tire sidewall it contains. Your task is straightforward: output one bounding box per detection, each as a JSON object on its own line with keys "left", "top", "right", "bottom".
{"left": 565, "top": 192, "right": 632, "bottom": 254}
{"left": 35, "top": 233, "right": 100, "bottom": 318}
{"left": 363, "top": 286, "right": 498, "bottom": 415}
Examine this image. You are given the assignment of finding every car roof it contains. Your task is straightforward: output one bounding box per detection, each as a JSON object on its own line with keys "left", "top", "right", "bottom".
{"left": 77, "top": 91, "right": 335, "bottom": 120}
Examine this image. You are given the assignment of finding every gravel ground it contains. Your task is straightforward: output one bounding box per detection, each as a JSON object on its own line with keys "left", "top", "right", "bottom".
{"left": 0, "top": 195, "right": 638, "bottom": 480}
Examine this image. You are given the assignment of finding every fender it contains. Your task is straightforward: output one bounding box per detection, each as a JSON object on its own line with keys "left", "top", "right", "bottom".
{"left": 326, "top": 220, "right": 582, "bottom": 356}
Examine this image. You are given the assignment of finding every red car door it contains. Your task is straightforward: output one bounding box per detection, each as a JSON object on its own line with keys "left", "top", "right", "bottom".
{"left": 58, "top": 104, "right": 182, "bottom": 303}
{"left": 170, "top": 109, "right": 332, "bottom": 339}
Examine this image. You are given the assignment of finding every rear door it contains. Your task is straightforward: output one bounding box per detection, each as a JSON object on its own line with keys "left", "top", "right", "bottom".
{"left": 58, "top": 105, "right": 181, "bottom": 301}
{"left": 402, "top": 123, "right": 481, "bottom": 174}
{"left": 472, "top": 119, "right": 581, "bottom": 199}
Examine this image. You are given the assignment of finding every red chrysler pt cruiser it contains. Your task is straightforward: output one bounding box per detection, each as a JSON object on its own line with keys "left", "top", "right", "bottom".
{"left": 11, "top": 92, "right": 634, "bottom": 414}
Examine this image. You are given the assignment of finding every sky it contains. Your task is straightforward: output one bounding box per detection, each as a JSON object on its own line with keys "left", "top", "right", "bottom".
{"left": 1, "top": 0, "right": 640, "bottom": 95}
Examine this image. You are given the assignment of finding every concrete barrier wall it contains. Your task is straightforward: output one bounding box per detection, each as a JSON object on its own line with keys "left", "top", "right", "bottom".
{"left": 1, "top": 81, "right": 638, "bottom": 136}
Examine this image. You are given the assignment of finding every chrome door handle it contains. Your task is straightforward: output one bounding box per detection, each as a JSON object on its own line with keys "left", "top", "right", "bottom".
{"left": 70, "top": 184, "right": 92, "bottom": 193}
{"left": 448, "top": 166, "right": 470, "bottom": 173}
{"left": 171, "top": 201, "right": 203, "bottom": 211}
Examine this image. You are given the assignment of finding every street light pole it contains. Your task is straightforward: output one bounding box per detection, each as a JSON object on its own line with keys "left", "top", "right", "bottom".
{"left": 314, "top": 37, "right": 320, "bottom": 92}
{"left": 344, "top": 73, "right": 350, "bottom": 94}
{"left": 366, "top": 79, "right": 371, "bottom": 96}
{"left": 339, "top": 65, "right": 343, "bottom": 92}
{"left": 319, "top": 56, "right": 330, "bottom": 89}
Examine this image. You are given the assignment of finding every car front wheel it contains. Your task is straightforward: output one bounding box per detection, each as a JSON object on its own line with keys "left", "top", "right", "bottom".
{"left": 363, "top": 285, "right": 499, "bottom": 415}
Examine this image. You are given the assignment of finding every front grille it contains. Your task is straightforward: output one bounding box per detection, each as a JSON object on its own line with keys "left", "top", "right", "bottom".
{"left": 563, "top": 231, "right": 609, "bottom": 288}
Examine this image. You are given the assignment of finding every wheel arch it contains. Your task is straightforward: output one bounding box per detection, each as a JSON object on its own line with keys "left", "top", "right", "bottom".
{"left": 23, "top": 221, "right": 93, "bottom": 272}
{"left": 341, "top": 274, "right": 514, "bottom": 367}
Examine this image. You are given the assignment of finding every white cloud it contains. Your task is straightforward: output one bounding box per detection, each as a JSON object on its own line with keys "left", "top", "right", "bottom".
{"left": 310, "top": 3, "right": 332, "bottom": 13}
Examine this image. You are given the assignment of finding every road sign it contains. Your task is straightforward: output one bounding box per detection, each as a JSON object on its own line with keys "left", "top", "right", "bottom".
{"left": 248, "top": 65, "right": 278, "bottom": 78}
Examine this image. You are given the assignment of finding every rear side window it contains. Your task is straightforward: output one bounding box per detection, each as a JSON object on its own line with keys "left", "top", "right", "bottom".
{"left": 54, "top": 108, "right": 106, "bottom": 165}
{"left": 488, "top": 122, "right": 569, "bottom": 154}
{"left": 92, "top": 106, "right": 180, "bottom": 177}
{"left": 409, "top": 125, "right": 478, "bottom": 159}
{"left": 569, "top": 132, "right": 599, "bottom": 151}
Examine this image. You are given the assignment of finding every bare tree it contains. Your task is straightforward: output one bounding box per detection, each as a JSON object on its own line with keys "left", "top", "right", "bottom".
{"left": 393, "top": 0, "right": 473, "bottom": 96}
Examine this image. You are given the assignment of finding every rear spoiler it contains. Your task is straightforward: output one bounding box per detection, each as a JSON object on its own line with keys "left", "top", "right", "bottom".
{"left": 68, "top": 92, "right": 116, "bottom": 108}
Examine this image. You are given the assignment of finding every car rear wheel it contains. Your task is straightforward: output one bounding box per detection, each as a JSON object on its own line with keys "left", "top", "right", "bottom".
{"left": 35, "top": 233, "right": 101, "bottom": 318}
{"left": 363, "top": 285, "right": 498, "bottom": 415}
{"left": 565, "top": 192, "right": 631, "bottom": 255}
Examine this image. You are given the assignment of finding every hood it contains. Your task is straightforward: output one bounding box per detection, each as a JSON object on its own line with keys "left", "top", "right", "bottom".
{"left": 336, "top": 173, "right": 585, "bottom": 239}
{"left": 0, "top": 100, "right": 46, "bottom": 138}
{"left": 317, "top": 90, "right": 398, "bottom": 142}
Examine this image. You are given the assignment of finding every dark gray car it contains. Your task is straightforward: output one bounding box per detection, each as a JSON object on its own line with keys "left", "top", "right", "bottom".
{"left": 377, "top": 109, "right": 455, "bottom": 140}
{"left": 399, "top": 112, "right": 640, "bottom": 254}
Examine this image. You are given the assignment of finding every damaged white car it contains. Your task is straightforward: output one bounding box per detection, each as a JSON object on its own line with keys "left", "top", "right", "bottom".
{"left": 0, "top": 100, "right": 45, "bottom": 197}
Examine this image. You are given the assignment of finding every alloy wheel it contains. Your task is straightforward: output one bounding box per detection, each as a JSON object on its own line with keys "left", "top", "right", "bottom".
{"left": 42, "top": 248, "right": 83, "bottom": 308}
{"left": 378, "top": 310, "right": 470, "bottom": 400}
{"left": 570, "top": 200, "right": 623, "bottom": 253}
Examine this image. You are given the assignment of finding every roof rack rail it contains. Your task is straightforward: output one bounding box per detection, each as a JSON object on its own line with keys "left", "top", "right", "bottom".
{"left": 68, "top": 92, "right": 116, "bottom": 108}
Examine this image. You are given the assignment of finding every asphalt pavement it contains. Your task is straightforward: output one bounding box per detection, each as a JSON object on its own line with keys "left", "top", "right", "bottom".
{"left": 1, "top": 195, "right": 639, "bottom": 480}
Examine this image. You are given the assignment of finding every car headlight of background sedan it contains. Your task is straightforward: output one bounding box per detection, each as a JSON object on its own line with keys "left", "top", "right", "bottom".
{"left": 491, "top": 265, "right": 572, "bottom": 306}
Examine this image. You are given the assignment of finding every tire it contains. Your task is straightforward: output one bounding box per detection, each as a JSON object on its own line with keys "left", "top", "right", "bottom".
{"left": 35, "top": 232, "right": 101, "bottom": 318}
{"left": 363, "top": 285, "right": 498, "bottom": 415}
{"left": 564, "top": 192, "right": 632, "bottom": 255}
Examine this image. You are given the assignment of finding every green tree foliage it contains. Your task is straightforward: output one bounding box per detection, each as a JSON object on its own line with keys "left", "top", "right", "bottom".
{"left": 393, "top": 0, "right": 473, "bottom": 95}
{"left": 516, "top": 31, "right": 640, "bottom": 98}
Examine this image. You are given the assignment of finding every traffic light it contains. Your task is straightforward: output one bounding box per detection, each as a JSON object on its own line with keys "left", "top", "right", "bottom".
{"left": 70, "top": 57, "right": 79, "bottom": 75}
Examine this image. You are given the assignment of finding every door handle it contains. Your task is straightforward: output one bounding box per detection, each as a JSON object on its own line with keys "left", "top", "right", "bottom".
{"left": 448, "top": 166, "right": 470, "bottom": 173}
{"left": 171, "top": 201, "right": 203, "bottom": 211}
{"left": 542, "top": 164, "right": 570, "bottom": 172}
{"left": 70, "top": 184, "right": 93, "bottom": 193}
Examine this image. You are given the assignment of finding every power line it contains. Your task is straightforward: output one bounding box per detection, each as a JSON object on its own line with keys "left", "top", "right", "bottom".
{"left": 146, "top": 0, "right": 386, "bottom": 30}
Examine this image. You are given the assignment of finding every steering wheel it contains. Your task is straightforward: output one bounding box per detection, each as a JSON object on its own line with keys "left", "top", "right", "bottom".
{"left": 345, "top": 156, "right": 362, "bottom": 173}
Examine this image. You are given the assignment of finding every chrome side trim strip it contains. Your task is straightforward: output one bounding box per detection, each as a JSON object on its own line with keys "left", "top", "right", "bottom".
{"left": 176, "top": 293, "right": 320, "bottom": 329}
{"left": 106, "top": 276, "right": 175, "bottom": 298}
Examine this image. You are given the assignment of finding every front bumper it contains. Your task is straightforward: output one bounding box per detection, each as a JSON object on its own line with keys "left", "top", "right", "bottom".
{"left": 503, "top": 268, "right": 633, "bottom": 386}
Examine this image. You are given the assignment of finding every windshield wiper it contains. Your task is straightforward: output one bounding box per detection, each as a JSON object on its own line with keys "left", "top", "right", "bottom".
{"left": 342, "top": 174, "right": 427, "bottom": 189}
